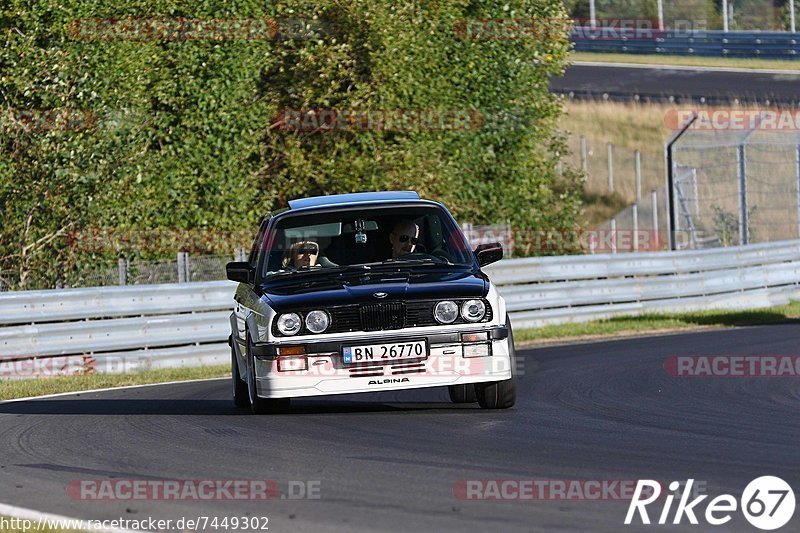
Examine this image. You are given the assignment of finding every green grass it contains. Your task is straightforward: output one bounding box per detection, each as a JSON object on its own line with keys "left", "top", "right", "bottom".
{"left": 571, "top": 51, "right": 800, "bottom": 70}
{"left": 0, "top": 364, "right": 229, "bottom": 401}
{"left": 515, "top": 301, "right": 800, "bottom": 343}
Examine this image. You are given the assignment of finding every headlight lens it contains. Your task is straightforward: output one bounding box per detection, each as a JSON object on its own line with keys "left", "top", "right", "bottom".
{"left": 461, "top": 299, "right": 486, "bottom": 322}
{"left": 276, "top": 313, "right": 302, "bottom": 336}
{"left": 434, "top": 300, "right": 459, "bottom": 324}
{"left": 305, "top": 310, "right": 330, "bottom": 334}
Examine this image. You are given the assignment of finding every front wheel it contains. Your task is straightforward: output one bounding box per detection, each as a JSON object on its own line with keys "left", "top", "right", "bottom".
{"left": 246, "top": 339, "right": 290, "bottom": 414}
{"left": 231, "top": 344, "right": 249, "bottom": 408}
{"left": 474, "top": 377, "right": 517, "bottom": 409}
{"left": 475, "top": 319, "right": 517, "bottom": 409}
{"left": 448, "top": 384, "right": 477, "bottom": 403}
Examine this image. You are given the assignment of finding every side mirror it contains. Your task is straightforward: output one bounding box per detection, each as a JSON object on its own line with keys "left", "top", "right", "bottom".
{"left": 474, "top": 243, "right": 503, "bottom": 267}
{"left": 226, "top": 261, "right": 254, "bottom": 284}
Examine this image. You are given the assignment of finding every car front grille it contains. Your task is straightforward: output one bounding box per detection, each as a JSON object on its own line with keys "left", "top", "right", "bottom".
{"left": 359, "top": 302, "right": 405, "bottom": 331}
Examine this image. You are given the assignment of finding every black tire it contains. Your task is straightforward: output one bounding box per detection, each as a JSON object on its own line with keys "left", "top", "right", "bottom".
{"left": 448, "top": 384, "right": 477, "bottom": 403}
{"left": 475, "top": 320, "right": 517, "bottom": 409}
{"left": 475, "top": 377, "right": 517, "bottom": 409}
{"left": 231, "top": 344, "right": 249, "bottom": 408}
{"left": 245, "top": 338, "right": 291, "bottom": 414}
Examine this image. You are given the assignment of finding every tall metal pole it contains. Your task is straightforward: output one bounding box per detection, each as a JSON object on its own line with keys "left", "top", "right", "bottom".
{"left": 665, "top": 112, "right": 698, "bottom": 250}
{"left": 791, "top": 0, "right": 797, "bottom": 33}
{"left": 589, "top": 0, "right": 597, "bottom": 29}
{"left": 657, "top": 0, "right": 665, "bottom": 31}
{"left": 737, "top": 144, "right": 748, "bottom": 245}
{"left": 722, "top": 0, "right": 729, "bottom": 31}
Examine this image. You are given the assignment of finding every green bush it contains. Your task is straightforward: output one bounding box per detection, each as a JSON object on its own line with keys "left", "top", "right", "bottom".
{"left": 0, "top": 0, "right": 581, "bottom": 289}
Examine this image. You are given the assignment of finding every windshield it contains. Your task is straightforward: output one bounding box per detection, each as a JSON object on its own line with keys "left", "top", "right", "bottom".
{"left": 261, "top": 205, "right": 474, "bottom": 277}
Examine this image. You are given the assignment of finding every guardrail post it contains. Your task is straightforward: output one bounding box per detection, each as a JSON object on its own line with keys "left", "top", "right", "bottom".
{"left": 737, "top": 144, "right": 749, "bottom": 245}
{"left": 635, "top": 150, "right": 642, "bottom": 202}
{"left": 607, "top": 142, "right": 614, "bottom": 193}
{"left": 580, "top": 136, "right": 588, "bottom": 183}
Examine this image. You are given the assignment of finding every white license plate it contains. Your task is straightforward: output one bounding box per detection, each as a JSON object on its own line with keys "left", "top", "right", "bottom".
{"left": 342, "top": 340, "right": 427, "bottom": 365}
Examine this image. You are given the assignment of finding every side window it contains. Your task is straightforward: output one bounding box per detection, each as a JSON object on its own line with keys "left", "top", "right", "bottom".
{"left": 248, "top": 220, "right": 269, "bottom": 268}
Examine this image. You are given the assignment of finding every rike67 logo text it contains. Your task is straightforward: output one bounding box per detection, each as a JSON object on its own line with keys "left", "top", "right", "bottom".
{"left": 625, "top": 477, "right": 795, "bottom": 530}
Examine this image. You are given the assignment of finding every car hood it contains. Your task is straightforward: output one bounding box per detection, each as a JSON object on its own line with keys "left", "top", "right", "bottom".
{"left": 259, "top": 268, "right": 487, "bottom": 312}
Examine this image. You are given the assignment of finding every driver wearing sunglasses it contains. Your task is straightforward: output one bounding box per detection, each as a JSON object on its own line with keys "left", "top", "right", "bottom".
{"left": 282, "top": 241, "right": 320, "bottom": 269}
{"left": 389, "top": 219, "right": 420, "bottom": 259}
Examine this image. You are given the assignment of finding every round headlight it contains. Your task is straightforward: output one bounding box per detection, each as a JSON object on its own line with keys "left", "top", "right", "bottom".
{"left": 434, "top": 300, "right": 459, "bottom": 324}
{"left": 461, "top": 299, "right": 486, "bottom": 322}
{"left": 276, "top": 313, "right": 302, "bottom": 336}
{"left": 305, "top": 310, "right": 330, "bottom": 334}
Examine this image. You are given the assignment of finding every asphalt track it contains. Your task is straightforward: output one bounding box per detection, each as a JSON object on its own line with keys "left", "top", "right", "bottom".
{"left": 1, "top": 324, "right": 800, "bottom": 532}
{"left": 551, "top": 63, "right": 800, "bottom": 105}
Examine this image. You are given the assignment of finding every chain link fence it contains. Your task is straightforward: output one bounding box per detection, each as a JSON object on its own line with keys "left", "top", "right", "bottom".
{"left": 669, "top": 123, "right": 800, "bottom": 250}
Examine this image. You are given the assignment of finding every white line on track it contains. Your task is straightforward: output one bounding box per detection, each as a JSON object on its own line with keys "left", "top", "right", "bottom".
{"left": 0, "top": 501, "right": 145, "bottom": 533}
{"left": 572, "top": 60, "right": 800, "bottom": 75}
{"left": 0, "top": 377, "right": 227, "bottom": 404}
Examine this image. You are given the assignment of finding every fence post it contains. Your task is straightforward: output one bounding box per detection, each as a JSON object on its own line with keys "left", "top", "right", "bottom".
{"left": 632, "top": 203, "right": 639, "bottom": 253}
{"left": 736, "top": 144, "right": 748, "bottom": 245}
{"left": 634, "top": 150, "right": 642, "bottom": 202}
{"left": 610, "top": 218, "right": 617, "bottom": 254}
{"left": 792, "top": 0, "right": 797, "bottom": 33}
{"left": 722, "top": 0, "right": 729, "bottom": 31}
{"left": 651, "top": 189, "right": 659, "bottom": 251}
{"left": 557, "top": 159, "right": 563, "bottom": 177}
{"left": 607, "top": 142, "right": 614, "bottom": 193}
{"left": 178, "top": 252, "right": 189, "bottom": 283}
{"left": 796, "top": 144, "right": 800, "bottom": 239}
{"left": 580, "top": 136, "right": 588, "bottom": 183}
{"left": 118, "top": 258, "right": 128, "bottom": 285}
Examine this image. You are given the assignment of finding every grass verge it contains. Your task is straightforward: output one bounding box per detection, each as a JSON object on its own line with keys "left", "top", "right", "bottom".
{"left": 0, "top": 364, "right": 229, "bottom": 401}
{"left": 515, "top": 301, "right": 800, "bottom": 345}
{"left": 571, "top": 51, "right": 800, "bottom": 71}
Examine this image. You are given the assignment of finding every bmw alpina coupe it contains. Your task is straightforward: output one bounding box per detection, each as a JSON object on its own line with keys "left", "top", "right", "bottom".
{"left": 226, "top": 191, "right": 516, "bottom": 413}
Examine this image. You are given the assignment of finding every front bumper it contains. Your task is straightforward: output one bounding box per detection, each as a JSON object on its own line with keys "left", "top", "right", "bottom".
{"left": 251, "top": 325, "right": 512, "bottom": 398}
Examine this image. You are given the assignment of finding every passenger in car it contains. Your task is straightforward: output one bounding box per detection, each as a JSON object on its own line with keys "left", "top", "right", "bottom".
{"left": 282, "top": 241, "right": 319, "bottom": 269}
{"left": 389, "top": 219, "right": 420, "bottom": 259}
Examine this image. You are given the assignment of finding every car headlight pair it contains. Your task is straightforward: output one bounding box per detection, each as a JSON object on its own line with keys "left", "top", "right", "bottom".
{"left": 276, "top": 310, "right": 329, "bottom": 335}
{"left": 434, "top": 299, "right": 486, "bottom": 324}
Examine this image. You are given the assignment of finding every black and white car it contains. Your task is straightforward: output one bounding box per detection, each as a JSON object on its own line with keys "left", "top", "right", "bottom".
{"left": 227, "top": 191, "right": 517, "bottom": 413}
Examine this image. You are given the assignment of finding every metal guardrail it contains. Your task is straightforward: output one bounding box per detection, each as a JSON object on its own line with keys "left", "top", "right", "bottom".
{"left": 572, "top": 30, "right": 800, "bottom": 59}
{"left": 1, "top": 239, "right": 799, "bottom": 377}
